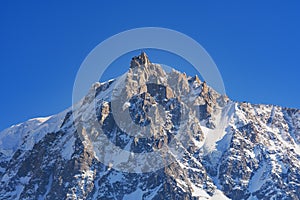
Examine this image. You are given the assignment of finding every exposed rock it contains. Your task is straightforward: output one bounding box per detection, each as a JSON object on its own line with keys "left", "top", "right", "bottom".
{"left": 130, "top": 52, "right": 151, "bottom": 68}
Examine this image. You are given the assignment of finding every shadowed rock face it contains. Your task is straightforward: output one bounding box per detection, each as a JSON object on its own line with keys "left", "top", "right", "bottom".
{"left": 0, "top": 53, "right": 300, "bottom": 199}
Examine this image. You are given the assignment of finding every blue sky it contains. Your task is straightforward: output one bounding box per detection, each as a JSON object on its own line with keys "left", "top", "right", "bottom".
{"left": 0, "top": 1, "right": 300, "bottom": 131}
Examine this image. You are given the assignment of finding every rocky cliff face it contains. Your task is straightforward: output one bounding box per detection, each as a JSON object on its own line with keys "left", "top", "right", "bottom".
{"left": 0, "top": 53, "right": 299, "bottom": 200}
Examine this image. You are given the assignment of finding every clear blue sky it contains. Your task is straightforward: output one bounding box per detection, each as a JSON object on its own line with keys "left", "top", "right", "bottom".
{"left": 0, "top": 1, "right": 300, "bottom": 131}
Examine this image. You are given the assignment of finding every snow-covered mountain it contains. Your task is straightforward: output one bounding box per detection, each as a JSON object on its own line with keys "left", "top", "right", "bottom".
{"left": 0, "top": 53, "right": 299, "bottom": 200}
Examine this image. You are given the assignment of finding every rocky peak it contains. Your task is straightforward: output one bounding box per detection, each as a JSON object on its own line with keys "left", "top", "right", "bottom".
{"left": 1, "top": 53, "right": 300, "bottom": 200}
{"left": 202, "top": 81, "right": 208, "bottom": 94}
{"left": 130, "top": 52, "right": 151, "bottom": 68}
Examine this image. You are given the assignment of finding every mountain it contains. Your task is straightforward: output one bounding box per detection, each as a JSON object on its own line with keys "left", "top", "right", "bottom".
{"left": 0, "top": 53, "right": 300, "bottom": 200}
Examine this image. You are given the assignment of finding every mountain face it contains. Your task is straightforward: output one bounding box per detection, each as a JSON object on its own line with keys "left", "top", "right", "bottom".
{"left": 0, "top": 53, "right": 300, "bottom": 200}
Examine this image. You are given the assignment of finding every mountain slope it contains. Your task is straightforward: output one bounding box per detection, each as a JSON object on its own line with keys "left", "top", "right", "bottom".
{"left": 0, "top": 53, "right": 299, "bottom": 200}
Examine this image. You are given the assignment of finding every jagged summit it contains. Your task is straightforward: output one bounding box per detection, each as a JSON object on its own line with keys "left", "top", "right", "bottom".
{"left": 130, "top": 52, "right": 151, "bottom": 68}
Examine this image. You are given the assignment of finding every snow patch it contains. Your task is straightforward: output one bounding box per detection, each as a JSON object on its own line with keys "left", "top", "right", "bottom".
{"left": 248, "top": 161, "right": 267, "bottom": 192}
{"left": 191, "top": 184, "right": 210, "bottom": 198}
{"left": 123, "top": 188, "right": 145, "bottom": 200}
{"left": 210, "top": 190, "right": 230, "bottom": 200}
{"left": 61, "top": 136, "right": 75, "bottom": 160}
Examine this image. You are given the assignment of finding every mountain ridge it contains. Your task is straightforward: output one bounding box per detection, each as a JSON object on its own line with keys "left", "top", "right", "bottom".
{"left": 0, "top": 53, "right": 299, "bottom": 199}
